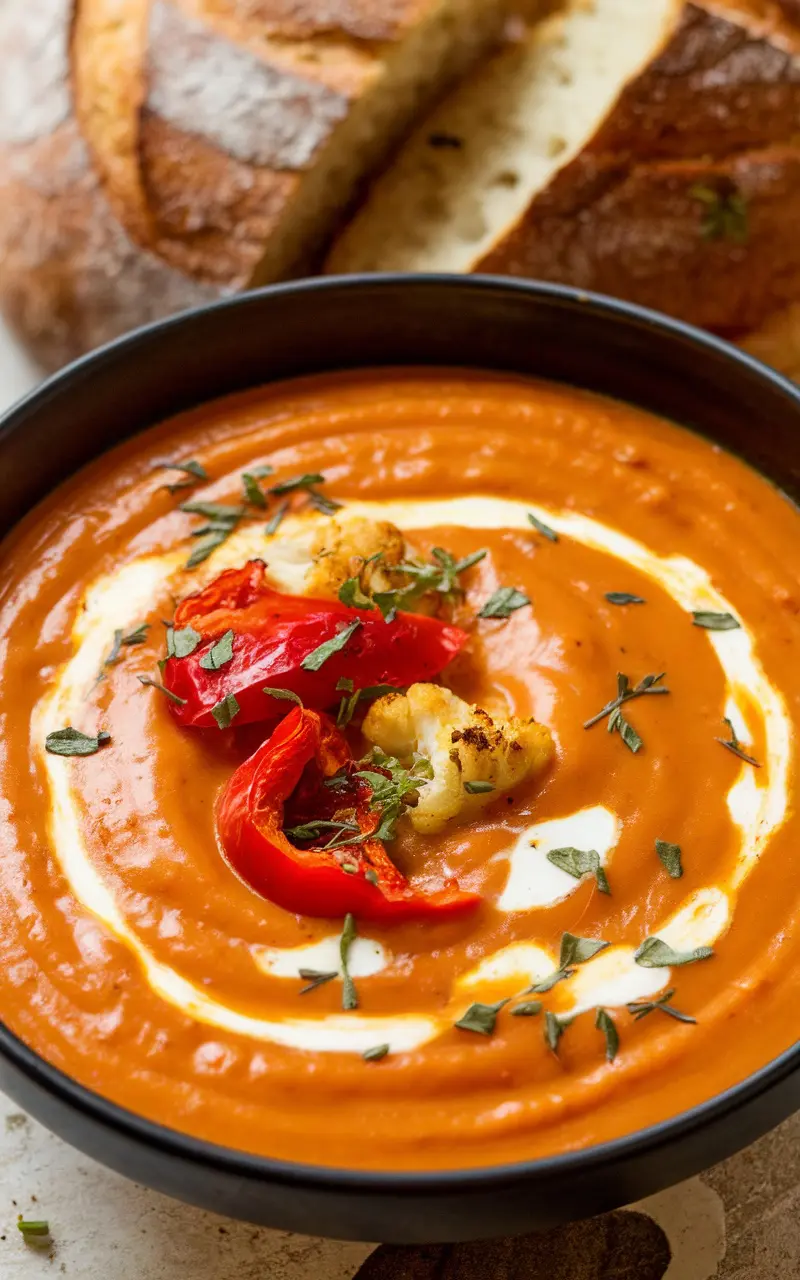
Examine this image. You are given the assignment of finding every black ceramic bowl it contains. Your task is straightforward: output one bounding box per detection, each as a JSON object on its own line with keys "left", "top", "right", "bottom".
{"left": 1, "top": 276, "right": 799, "bottom": 1244}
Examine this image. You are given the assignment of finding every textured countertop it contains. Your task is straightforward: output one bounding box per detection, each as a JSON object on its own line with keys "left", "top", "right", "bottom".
{"left": 0, "top": 315, "right": 797, "bottom": 1280}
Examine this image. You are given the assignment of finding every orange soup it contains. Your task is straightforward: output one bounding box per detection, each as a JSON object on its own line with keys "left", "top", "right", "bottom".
{"left": 0, "top": 370, "right": 798, "bottom": 1171}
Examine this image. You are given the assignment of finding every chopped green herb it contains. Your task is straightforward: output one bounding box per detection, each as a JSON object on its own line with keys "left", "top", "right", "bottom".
{"left": 270, "top": 472, "right": 325, "bottom": 496}
{"left": 45, "top": 727, "right": 110, "bottom": 757}
{"left": 477, "top": 587, "right": 531, "bottom": 619}
{"left": 363, "top": 1043, "right": 390, "bottom": 1062}
{"left": 716, "top": 716, "right": 760, "bottom": 767}
{"left": 301, "top": 619, "right": 362, "bottom": 672}
{"left": 547, "top": 847, "right": 610, "bottom": 894}
{"left": 584, "top": 671, "right": 669, "bottom": 731}
{"left": 605, "top": 592, "right": 646, "bottom": 606}
{"left": 308, "top": 489, "right": 343, "bottom": 517}
{"left": 170, "top": 625, "right": 202, "bottom": 659}
{"left": 264, "top": 687, "right": 303, "bottom": 707}
{"left": 634, "top": 937, "right": 714, "bottom": 968}
{"left": 560, "top": 932, "right": 609, "bottom": 968}
{"left": 527, "top": 511, "right": 559, "bottom": 542}
{"left": 211, "top": 692, "right": 240, "bottom": 729}
{"left": 153, "top": 458, "right": 208, "bottom": 493}
{"left": 371, "top": 545, "right": 487, "bottom": 619}
{"left": 692, "top": 611, "right": 740, "bottom": 631}
{"left": 180, "top": 500, "right": 246, "bottom": 522}
{"left": 340, "top": 913, "right": 358, "bottom": 1011}
{"left": 365, "top": 868, "right": 379, "bottom": 886}
{"left": 691, "top": 182, "right": 749, "bottom": 244}
{"left": 241, "top": 471, "right": 269, "bottom": 507}
{"left": 199, "top": 628, "right": 235, "bottom": 671}
{"left": 544, "top": 1011, "right": 569, "bottom": 1054}
{"left": 355, "top": 749, "right": 433, "bottom": 843}
{"left": 527, "top": 969, "right": 575, "bottom": 994}
{"left": 455, "top": 1000, "right": 508, "bottom": 1036}
{"left": 336, "top": 681, "right": 398, "bottom": 729}
{"left": 98, "top": 622, "right": 150, "bottom": 675}
{"left": 628, "top": 987, "right": 697, "bottom": 1025}
{"left": 595, "top": 1008, "right": 619, "bottom": 1062}
{"left": 285, "top": 819, "right": 362, "bottom": 847}
{"left": 656, "top": 839, "right": 683, "bottom": 879}
{"left": 17, "top": 1220, "right": 50, "bottom": 1245}
{"left": 338, "top": 576, "right": 375, "bottom": 610}
{"left": 298, "top": 969, "right": 338, "bottom": 995}
{"left": 511, "top": 1001, "right": 542, "bottom": 1018}
{"left": 180, "top": 501, "right": 247, "bottom": 570}
{"left": 264, "top": 500, "right": 289, "bottom": 536}
{"left": 463, "top": 780, "right": 495, "bottom": 795}
{"left": 608, "top": 706, "right": 643, "bottom": 754}
{"left": 138, "top": 675, "right": 188, "bottom": 707}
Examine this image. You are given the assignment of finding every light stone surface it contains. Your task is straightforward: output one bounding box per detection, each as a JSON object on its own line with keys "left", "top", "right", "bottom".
{"left": 0, "top": 313, "right": 798, "bottom": 1279}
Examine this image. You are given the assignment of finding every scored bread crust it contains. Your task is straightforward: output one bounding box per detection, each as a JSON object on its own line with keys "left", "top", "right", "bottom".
{"left": 328, "top": 0, "right": 800, "bottom": 350}
{"left": 474, "top": 0, "right": 800, "bottom": 334}
{"left": 0, "top": 0, "right": 512, "bottom": 369}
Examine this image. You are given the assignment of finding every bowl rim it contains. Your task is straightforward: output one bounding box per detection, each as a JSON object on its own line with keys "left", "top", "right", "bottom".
{"left": 2, "top": 270, "right": 799, "bottom": 1191}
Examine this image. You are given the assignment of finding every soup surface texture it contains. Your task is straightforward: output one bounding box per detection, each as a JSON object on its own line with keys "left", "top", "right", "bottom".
{"left": 0, "top": 370, "right": 798, "bottom": 1172}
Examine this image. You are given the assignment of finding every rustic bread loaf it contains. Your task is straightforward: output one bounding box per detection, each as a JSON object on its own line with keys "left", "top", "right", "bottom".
{"left": 0, "top": 0, "right": 514, "bottom": 369}
{"left": 327, "top": 0, "right": 800, "bottom": 341}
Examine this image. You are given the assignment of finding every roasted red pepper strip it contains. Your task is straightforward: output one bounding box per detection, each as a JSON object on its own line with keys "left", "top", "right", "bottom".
{"left": 216, "top": 706, "right": 481, "bottom": 922}
{"left": 164, "top": 561, "right": 467, "bottom": 729}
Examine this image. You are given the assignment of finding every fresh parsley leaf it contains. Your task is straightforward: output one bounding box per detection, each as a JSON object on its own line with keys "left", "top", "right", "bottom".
{"left": 656, "top": 839, "right": 683, "bottom": 879}
{"left": 527, "top": 512, "right": 558, "bottom": 542}
{"left": 463, "top": 780, "right": 495, "bottom": 795}
{"left": 716, "top": 716, "right": 760, "bottom": 767}
{"left": 264, "top": 687, "right": 303, "bottom": 707}
{"left": 634, "top": 937, "right": 714, "bottom": 968}
{"left": 595, "top": 1008, "right": 619, "bottom": 1062}
{"left": 455, "top": 1000, "right": 508, "bottom": 1036}
{"left": 335, "top": 681, "right": 397, "bottom": 729}
{"left": 511, "top": 1001, "right": 542, "bottom": 1017}
{"left": 138, "top": 675, "right": 187, "bottom": 706}
{"left": 605, "top": 592, "right": 646, "bottom": 606}
{"left": 298, "top": 969, "right": 338, "bottom": 995}
{"left": 340, "top": 913, "right": 358, "bottom": 1011}
{"left": 264, "top": 500, "right": 289, "bottom": 536}
{"left": 301, "top": 619, "right": 362, "bottom": 671}
{"left": 363, "top": 1043, "right": 390, "bottom": 1062}
{"left": 180, "top": 501, "right": 247, "bottom": 570}
{"left": 355, "top": 749, "right": 433, "bottom": 843}
{"left": 477, "top": 587, "right": 531, "bottom": 619}
{"left": 628, "top": 987, "right": 697, "bottom": 1024}
{"left": 547, "top": 847, "right": 610, "bottom": 894}
{"left": 199, "top": 629, "right": 235, "bottom": 671}
{"left": 211, "top": 692, "right": 240, "bottom": 729}
{"left": 692, "top": 611, "right": 740, "bottom": 631}
{"left": 338, "top": 576, "right": 375, "bottom": 610}
{"left": 544, "top": 1011, "right": 569, "bottom": 1054}
{"left": 45, "top": 727, "right": 110, "bottom": 757}
{"left": 270, "top": 472, "right": 325, "bottom": 496}
{"left": 559, "top": 932, "right": 609, "bottom": 968}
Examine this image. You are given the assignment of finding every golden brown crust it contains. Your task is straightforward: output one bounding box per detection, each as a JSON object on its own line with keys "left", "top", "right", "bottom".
{"left": 478, "top": 146, "right": 800, "bottom": 334}
{"left": 178, "top": 0, "right": 436, "bottom": 43}
{"left": 475, "top": 1, "right": 800, "bottom": 335}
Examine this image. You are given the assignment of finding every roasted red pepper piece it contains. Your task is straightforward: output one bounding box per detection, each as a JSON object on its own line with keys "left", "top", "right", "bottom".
{"left": 216, "top": 706, "right": 481, "bottom": 922}
{"left": 163, "top": 561, "right": 467, "bottom": 729}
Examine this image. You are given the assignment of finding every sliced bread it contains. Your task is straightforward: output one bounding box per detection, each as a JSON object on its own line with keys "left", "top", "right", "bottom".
{"left": 327, "top": 0, "right": 800, "bottom": 335}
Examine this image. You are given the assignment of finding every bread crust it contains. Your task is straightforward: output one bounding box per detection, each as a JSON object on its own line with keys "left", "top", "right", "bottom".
{"left": 476, "top": 0, "right": 800, "bottom": 334}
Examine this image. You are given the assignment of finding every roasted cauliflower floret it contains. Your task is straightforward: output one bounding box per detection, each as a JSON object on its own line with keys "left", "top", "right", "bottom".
{"left": 361, "top": 684, "right": 554, "bottom": 835}
{"left": 304, "top": 516, "right": 407, "bottom": 599}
